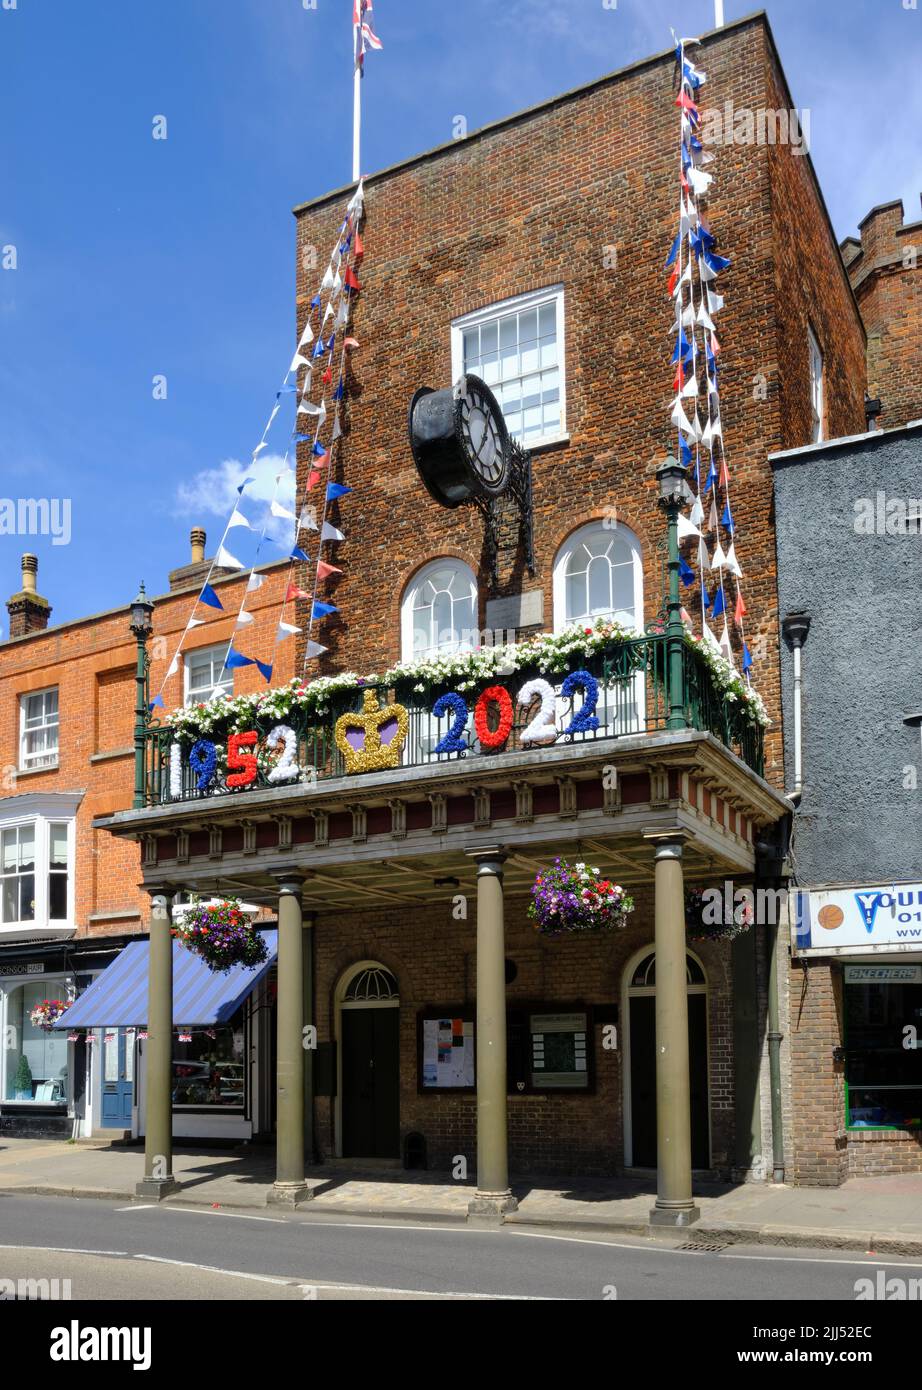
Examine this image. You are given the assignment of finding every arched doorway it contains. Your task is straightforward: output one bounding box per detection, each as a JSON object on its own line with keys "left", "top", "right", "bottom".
{"left": 335, "top": 963, "right": 400, "bottom": 1160}
{"left": 622, "top": 946, "right": 710, "bottom": 1170}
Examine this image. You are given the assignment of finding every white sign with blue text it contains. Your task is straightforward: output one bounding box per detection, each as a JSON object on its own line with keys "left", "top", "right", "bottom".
{"left": 793, "top": 882, "right": 922, "bottom": 957}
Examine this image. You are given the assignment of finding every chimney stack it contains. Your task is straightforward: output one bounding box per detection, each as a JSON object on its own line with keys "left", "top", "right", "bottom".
{"left": 6, "top": 554, "right": 52, "bottom": 638}
{"left": 168, "top": 526, "right": 233, "bottom": 594}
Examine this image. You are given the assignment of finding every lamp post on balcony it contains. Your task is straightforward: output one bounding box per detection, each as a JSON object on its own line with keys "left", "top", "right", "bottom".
{"left": 130, "top": 583, "right": 154, "bottom": 810}
{"left": 656, "top": 455, "right": 688, "bottom": 732}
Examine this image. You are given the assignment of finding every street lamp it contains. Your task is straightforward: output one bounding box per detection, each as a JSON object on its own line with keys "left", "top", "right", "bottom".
{"left": 131, "top": 583, "right": 155, "bottom": 809}
{"left": 655, "top": 456, "right": 689, "bottom": 731}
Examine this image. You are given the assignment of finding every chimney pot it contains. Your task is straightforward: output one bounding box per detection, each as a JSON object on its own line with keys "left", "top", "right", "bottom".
{"left": 21, "top": 554, "right": 38, "bottom": 594}
{"left": 190, "top": 528, "right": 206, "bottom": 564}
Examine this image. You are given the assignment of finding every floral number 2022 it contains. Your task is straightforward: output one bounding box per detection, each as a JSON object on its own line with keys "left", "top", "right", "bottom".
{"left": 429, "top": 669, "right": 601, "bottom": 757}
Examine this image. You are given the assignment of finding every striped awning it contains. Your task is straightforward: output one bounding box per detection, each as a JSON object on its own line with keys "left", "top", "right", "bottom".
{"left": 54, "top": 933, "right": 277, "bottom": 1029}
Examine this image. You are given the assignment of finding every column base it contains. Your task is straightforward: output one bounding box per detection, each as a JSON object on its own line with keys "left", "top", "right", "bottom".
{"left": 267, "top": 1181, "right": 313, "bottom": 1207}
{"left": 467, "top": 1190, "right": 518, "bottom": 1224}
{"left": 648, "top": 1202, "right": 700, "bottom": 1228}
{"left": 135, "top": 1176, "right": 179, "bottom": 1201}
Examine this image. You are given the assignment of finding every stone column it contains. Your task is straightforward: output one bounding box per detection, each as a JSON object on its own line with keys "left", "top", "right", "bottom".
{"left": 643, "top": 829, "right": 700, "bottom": 1227}
{"left": 467, "top": 847, "right": 517, "bottom": 1221}
{"left": 136, "top": 887, "right": 179, "bottom": 1199}
{"left": 303, "top": 910, "right": 316, "bottom": 1163}
{"left": 268, "top": 874, "right": 311, "bottom": 1205}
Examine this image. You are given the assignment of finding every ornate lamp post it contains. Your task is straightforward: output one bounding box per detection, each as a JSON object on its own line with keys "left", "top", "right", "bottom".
{"left": 655, "top": 456, "right": 689, "bottom": 732}
{"left": 130, "top": 583, "right": 154, "bottom": 810}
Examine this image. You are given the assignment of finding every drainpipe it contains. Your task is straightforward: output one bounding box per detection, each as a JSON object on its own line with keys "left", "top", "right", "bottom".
{"left": 782, "top": 613, "right": 811, "bottom": 800}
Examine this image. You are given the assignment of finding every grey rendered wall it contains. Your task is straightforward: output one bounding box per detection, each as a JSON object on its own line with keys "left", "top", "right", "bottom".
{"left": 772, "top": 424, "right": 922, "bottom": 886}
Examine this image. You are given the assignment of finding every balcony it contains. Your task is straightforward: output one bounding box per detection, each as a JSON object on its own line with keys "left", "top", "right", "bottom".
{"left": 138, "top": 631, "right": 766, "bottom": 810}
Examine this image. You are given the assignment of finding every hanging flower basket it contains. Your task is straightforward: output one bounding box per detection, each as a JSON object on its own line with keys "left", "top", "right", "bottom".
{"left": 172, "top": 898, "right": 269, "bottom": 974}
{"left": 29, "top": 999, "right": 68, "bottom": 1031}
{"left": 529, "top": 859, "right": 634, "bottom": 937}
{"left": 685, "top": 887, "right": 754, "bottom": 943}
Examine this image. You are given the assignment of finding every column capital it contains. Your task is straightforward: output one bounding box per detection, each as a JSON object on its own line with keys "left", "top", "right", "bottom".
{"left": 466, "top": 846, "right": 507, "bottom": 876}
{"left": 272, "top": 871, "right": 308, "bottom": 896}
{"left": 642, "top": 827, "right": 692, "bottom": 859}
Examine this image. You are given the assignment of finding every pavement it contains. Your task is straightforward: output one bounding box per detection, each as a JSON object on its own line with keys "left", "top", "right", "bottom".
{"left": 1, "top": 1137, "right": 921, "bottom": 1255}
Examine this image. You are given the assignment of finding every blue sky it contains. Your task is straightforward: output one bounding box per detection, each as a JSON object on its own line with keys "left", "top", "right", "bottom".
{"left": 1, "top": 0, "right": 919, "bottom": 630}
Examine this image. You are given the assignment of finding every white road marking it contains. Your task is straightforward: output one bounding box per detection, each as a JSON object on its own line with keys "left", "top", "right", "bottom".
{"left": 158, "top": 1206, "right": 286, "bottom": 1224}
{"left": 133, "top": 1254, "right": 292, "bottom": 1285}
{"left": 115, "top": 1204, "right": 156, "bottom": 1212}
{"left": 0, "top": 1244, "right": 129, "bottom": 1257}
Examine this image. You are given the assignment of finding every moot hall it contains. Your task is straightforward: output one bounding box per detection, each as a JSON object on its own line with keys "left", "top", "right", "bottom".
{"left": 2, "top": 13, "right": 919, "bottom": 1216}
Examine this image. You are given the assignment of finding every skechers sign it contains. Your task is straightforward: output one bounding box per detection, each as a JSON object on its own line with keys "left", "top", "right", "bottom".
{"left": 793, "top": 882, "right": 922, "bottom": 956}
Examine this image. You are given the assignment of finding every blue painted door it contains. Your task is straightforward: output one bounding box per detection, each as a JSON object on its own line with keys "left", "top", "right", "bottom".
{"left": 101, "top": 1029, "right": 134, "bottom": 1127}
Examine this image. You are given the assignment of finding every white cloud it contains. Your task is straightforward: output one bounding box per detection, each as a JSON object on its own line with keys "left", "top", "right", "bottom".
{"left": 175, "top": 454, "right": 298, "bottom": 551}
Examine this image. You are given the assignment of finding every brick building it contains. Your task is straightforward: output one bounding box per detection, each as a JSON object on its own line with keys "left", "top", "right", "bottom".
{"left": 85, "top": 12, "right": 879, "bottom": 1215}
{"left": 842, "top": 197, "right": 922, "bottom": 432}
{"left": 0, "top": 539, "right": 291, "bottom": 1135}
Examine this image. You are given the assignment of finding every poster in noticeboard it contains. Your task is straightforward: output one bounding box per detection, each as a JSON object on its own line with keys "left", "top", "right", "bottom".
{"left": 421, "top": 1017, "right": 474, "bottom": 1089}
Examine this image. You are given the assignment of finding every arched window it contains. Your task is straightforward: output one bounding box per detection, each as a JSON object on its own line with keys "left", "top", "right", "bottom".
{"left": 401, "top": 559, "right": 478, "bottom": 662}
{"left": 552, "top": 521, "right": 644, "bottom": 633}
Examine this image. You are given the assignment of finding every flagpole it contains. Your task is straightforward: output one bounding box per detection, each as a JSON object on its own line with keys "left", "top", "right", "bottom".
{"left": 353, "top": 11, "right": 362, "bottom": 182}
{"left": 714, "top": 0, "right": 725, "bottom": 26}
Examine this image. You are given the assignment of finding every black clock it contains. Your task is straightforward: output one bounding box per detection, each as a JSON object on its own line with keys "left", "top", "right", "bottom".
{"left": 409, "top": 374, "right": 512, "bottom": 508}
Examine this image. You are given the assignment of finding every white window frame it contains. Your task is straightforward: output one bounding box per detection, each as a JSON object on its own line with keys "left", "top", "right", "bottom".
{"left": 552, "top": 520, "right": 645, "bottom": 635}
{"left": 451, "top": 285, "right": 568, "bottom": 451}
{"left": 809, "top": 326, "right": 825, "bottom": 444}
{"left": 184, "top": 643, "right": 233, "bottom": 706}
{"left": 400, "top": 558, "right": 479, "bottom": 664}
{"left": 0, "top": 793, "right": 79, "bottom": 940}
{"left": 18, "top": 686, "right": 59, "bottom": 771}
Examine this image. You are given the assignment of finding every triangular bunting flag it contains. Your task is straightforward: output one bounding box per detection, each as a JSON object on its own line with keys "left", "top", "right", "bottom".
{"left": 199, "top": 584, "right": 224, "bottom": 611}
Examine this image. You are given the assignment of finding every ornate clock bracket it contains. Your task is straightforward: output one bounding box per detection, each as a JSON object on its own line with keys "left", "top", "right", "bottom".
{"left": 472, "top": 440, "right": 535, "bottom": 587}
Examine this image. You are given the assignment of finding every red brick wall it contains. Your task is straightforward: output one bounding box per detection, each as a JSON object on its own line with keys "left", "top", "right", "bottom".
{"left": 847, "top": 201, "right": 922, "bottom": 430}
{"left": 0, "top": 560, "right": 293, "bottom": 938}
{"left": 313, "top": 890, "right": 737, "bottom": 1177}
{"left": 293, "top": 15, "right": 866, "bottom": 791}
{"left": 788, "top": 960, "right": 848, "bottom": 1185}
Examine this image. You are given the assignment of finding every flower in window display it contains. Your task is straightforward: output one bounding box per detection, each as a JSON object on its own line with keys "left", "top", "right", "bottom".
{"left": 334, "top": 690, "right": 409, "bottom": 774}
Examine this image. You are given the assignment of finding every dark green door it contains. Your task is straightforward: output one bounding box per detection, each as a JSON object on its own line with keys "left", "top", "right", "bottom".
{"left": 629, "top": 993, "right": 709, "bottom": 1169}
{"left": 342, "top": 1008, "right": 399, "bottom": 1158}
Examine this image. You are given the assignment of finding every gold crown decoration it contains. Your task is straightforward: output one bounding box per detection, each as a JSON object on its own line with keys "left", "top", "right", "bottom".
{"left": 335, "top": 689, "right": 409, "bottom": 775}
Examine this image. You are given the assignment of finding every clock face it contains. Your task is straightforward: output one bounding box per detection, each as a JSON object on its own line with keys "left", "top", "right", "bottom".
{"left": 457, "top": 377, "right": 510, "bottom": 498}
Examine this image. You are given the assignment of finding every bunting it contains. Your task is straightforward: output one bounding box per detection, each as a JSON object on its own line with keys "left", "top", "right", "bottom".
{"left": 667, "top": 31, "right": 755, "bottom": 684}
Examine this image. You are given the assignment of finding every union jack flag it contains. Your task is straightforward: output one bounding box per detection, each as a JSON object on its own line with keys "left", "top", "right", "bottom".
{"left": 354, "top": 0, "right": 383, "bottom": 70}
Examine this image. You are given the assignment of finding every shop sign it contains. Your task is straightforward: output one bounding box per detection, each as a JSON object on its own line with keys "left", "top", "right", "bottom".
{"left": 794, "top": 882, "right": 922, "bottom": 957}
{"left": 844, "top": 966, "right": 922, "bottom": 984}
{"left": 0, "top": 962, "right": 44, "bottom": 977}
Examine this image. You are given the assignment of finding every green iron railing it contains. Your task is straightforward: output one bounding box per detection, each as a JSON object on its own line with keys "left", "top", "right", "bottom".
{"left": 139, "top": 633, "right": 765, "bottom": 807}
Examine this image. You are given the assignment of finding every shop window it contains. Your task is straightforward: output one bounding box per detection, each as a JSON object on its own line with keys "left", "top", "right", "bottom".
{"left": 845, "top": 978, "right": 922, "bottom": 1131}
{"left": 19, "top": 687, "right": 59, "bottom": 770}
{"left": 184, "top": 644, "right": 233, "bottom": 706}
{"left": 171, "top": 1010, "right": 247, "bottom": 1110}
{"left": 452, "top": 286, "right": 566, "bottom": 449}
{"left": 4, "top": 980, "right": 69, "bottom": 1104}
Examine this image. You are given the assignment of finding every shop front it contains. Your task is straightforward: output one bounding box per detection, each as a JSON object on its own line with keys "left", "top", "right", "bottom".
{"left": 56, "top": 935, "right": 278, "bottom": 1142}
{"left": 0, "top": 939, "right": 129, "bottom": 1138}
{"left": 793, "top": 882, "right": 922, "bottom": 1179}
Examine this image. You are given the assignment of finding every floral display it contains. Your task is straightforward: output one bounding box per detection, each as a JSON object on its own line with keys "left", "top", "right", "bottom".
{"left": 172, "top": 898, "right": 270, "bottom": 974}
{"left": 334, "top": 689, "right": 409, "bottom": 774}
{"left": 529, "top": 860, "right": 634, "bottom": 937}
{"left": 159, "top": 618, "right": 767, "bottom": 748}
{"left": 29, "top": 999, "right": 69, "bottom": 1031}
{"left": 474, "top": 685, "right": 515, "bottom": 750}
{"left": 685, "top": 887, "right": 755, "bottom": 942}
